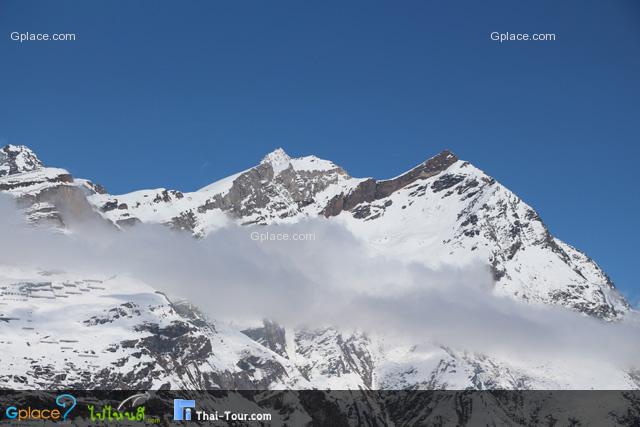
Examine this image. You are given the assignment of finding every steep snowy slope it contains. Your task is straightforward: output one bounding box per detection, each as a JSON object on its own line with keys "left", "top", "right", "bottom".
{"left": 332, "top": 159, "right": 628, "bottom": 319}
{"left": 0, "top": 145, "right": 104, "bottom": 229}
{"left": 0, "top": 265, "right": 308, "bottom": 389}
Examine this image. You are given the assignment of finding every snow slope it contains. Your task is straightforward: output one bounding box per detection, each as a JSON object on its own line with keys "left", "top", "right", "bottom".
{"left": 0, "top": 264, "right": 308, "bottom": 390}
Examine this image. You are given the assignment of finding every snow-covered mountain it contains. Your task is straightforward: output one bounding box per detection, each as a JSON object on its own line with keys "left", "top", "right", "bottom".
{"left": 0, "top": 265, "right": 309, "bottom": 390}
{"left": 0, "top": 144, "right": 106, "bottom": 229}
{"left": 84, "top": 146, "right": 628, "bottom": 320}
{"left": 0, "top": 143, "right": 637, "bottom": 407}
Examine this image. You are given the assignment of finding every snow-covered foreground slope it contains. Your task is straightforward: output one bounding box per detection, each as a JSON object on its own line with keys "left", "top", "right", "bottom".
{"left": 0, "top": 265, "right": 308, "bottom": 389}
{"left": 1, "top": 264, "right": 637, "bottom": 391}
{"left": 0, "top": 143, "right": 638, "bottom": 395}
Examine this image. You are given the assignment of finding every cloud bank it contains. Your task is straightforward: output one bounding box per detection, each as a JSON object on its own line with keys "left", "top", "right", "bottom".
{"left": 0, "top": 195, "right": 638, "bottom": 373}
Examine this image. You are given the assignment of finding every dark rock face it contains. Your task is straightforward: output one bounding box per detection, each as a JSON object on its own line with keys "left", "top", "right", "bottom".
{"left": 84, "top": 302, "right": 143, "bottom": 326}
{"left": 549, "top": 287, "right": 624, "bottom": 319}
{"left": 0, "top": 172, "right": 73, "bottom": 192}
{"left": 7, "top": 178, "right": 106, "bottom": 228}
{"left": 243, "top": 320, "right": 288, "bottom": 358}
{"left": 195, "top": 160, "right": 348, "bottom": 223}
{"left": 75, "top": 179, "right": 109, "bottom": 196}
{"left": 90, "top": 319, "right": 215, "bottom": 389}
{"left": 431, "top": 173, "right": 466, "bottom": 193}
{"left": 0, "top": 144, "right": 111, "bottom": 229}
{"left": 87, "top": 181, "right": 108, "bottom": 195}
{"left": 322, "top": 179, "right": 377, "bottom": 217}
{"left": 130, "top": 321, "right": 213, "bottom": 366}
{"left": 37, "top": 185, "right": 107, "bottom": 227}
{"left": 116, "top": 217, "right": 142, "bottom": 227}
{"left": 101, "top": 200, "right": 119, "bottom": 212}
{"left": 322, "top": 150, "right": 458, "bottom": 217}
{"left": 376, "top": 150, "right": 458, "bottom": 198}
{"left": 170, "top": 210, "right": 198, "bottom": 232}
{"left": 294, "top": 328, "right": 376, "bottom": 389}
{"left": 154, "top": 189, "right": 183, "bottom": 203}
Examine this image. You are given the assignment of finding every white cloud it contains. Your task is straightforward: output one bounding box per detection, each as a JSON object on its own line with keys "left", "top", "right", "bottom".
{"left": 0, "top": 195, "right": 638, "bottom": 373}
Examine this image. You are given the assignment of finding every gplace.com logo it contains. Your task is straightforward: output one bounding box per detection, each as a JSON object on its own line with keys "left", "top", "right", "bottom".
{"left": 3, "top": 394, "right": 77, "bottom": 421}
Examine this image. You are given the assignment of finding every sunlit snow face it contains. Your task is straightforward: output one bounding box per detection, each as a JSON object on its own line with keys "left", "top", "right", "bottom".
{"left": 0, "top": 194, "right": 638, "bottom": 374}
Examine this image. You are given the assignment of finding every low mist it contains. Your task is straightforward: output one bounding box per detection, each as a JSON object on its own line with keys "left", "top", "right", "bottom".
{"left": 0, "top": 195, "right": 638, "bottom": 373}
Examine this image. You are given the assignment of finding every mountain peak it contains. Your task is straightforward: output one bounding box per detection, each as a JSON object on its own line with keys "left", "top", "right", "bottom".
{"left": 424, "top": 149, "right": 458, "bottom": 166}
{"left": 261, "top": 147, "right": 291, "bottom": 163}
{"left": 1, "top": 144, "right": 39, "bottom": 157}
{"left": 261, "top": 148, "right": 292, "bottom": 174}
{"left": 0, "top": 144, "right": 43, "bottom": 177}
{"left": 438, "top": 149, "right": 457, "bottom": 160}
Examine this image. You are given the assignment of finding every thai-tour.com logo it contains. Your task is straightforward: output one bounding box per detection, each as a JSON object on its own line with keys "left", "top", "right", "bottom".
{"left": 173, "top": 398, "right": 272, "bottom": 422}
{"left": 174, "top": 399, "right": 196, "bottom": 421}
{"left": 3, "top": 394, "right": 77, "bottom": 421}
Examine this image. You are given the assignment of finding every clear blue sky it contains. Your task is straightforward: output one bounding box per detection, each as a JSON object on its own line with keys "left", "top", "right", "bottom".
{"left": 1, "top": 1, "right": 638, "bottom": 303}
